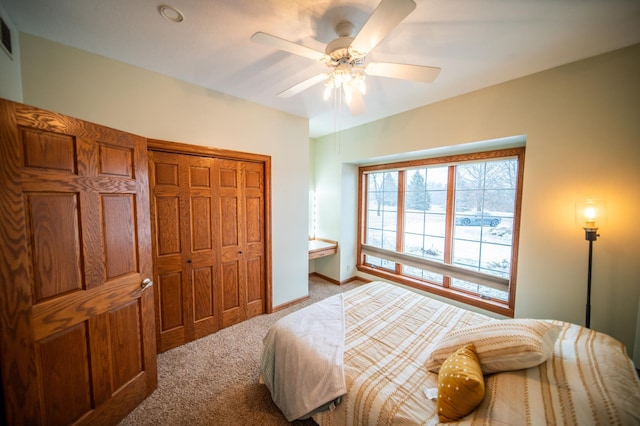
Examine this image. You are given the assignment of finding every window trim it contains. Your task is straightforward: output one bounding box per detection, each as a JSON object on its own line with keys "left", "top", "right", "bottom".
{"left": 356, "top": 147, "right": 525, "bottom": 317}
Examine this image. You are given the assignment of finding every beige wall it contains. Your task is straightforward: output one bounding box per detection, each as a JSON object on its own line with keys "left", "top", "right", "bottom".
{"left": 0, "top": 2, "right": 22, "bottom": 102}
{"left": 313, "top": 44, "right": 640, "bottom": 359}
{"left": 19, "top": 33, "right": 311, "bottom": 307}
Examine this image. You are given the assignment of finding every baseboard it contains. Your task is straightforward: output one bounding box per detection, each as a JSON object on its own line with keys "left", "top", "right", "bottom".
{"left": 272, "top": 294, "right": 310, "bottom": 313}
{"left": 273, "top": 274, "right": 369, "bottom": 312}
{"left": 309, "top": 272, "right": 370, "bottom": 285}
{"left": 309, "top": 272, "right": 340, "bottom": 285}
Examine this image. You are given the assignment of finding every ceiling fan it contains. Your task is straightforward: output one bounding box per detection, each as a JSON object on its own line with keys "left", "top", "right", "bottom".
{"left": 251, "top": 0, "right": 441, "bottom": 116}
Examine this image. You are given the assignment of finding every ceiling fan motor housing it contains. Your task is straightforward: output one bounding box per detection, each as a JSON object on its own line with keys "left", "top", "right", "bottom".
{"left": 325, "top": 36, "right": 354, "bottom": 62}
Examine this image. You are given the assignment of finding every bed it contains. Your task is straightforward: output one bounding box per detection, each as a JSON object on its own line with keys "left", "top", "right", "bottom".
{"left": 260, "top": 281, "right": 640, "bottom": 425}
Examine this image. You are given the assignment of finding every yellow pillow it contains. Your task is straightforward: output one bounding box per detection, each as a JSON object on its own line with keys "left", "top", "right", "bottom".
{"left": 437, "top": 343, "right": 485, "bottom": 423}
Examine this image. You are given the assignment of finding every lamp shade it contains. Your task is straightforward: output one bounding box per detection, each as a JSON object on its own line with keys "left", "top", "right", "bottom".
{"left": 575, "top": 199, "right": 607, "bottom": 229}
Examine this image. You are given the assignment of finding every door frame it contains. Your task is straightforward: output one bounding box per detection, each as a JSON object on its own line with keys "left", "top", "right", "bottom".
{"left": 147, "top": 139, "right": 273, "bottom": 315}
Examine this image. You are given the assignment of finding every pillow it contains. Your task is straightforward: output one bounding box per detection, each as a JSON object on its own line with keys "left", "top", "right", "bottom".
{"left": 437, "top": 343, "right": 485, "bottom": 423}
{"left": 426, "top": 319, "right": 559, "bottom": 374}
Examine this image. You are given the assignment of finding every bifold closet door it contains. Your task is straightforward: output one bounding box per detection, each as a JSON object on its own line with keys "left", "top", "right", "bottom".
{"left": 149, "top": 152, "right": 267, "bottom": 351}
{"left": 149, "top": 151, "right": 220, "bottom": 352}
{"left": 0, "top": 99, "right": 157, "bottom": 425}
{"left": 216, "top": 159, "right": 266, "bottom": 328}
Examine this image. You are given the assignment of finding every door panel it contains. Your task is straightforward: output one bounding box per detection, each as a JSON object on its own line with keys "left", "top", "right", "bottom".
{"left": 110, "top": 301, "right": 144, "bottom": 390}
{"left": 37, "top": 323, "right": 92, "bottom": 425}
{"left": 99, "top": 143, "right": 134, "bottom": 178}
{"left": 150, "top": 152, "right": 219, "bottom": 350}
{"left": 103, "top": 194, "right": 138, "bottom": 279}
{"left": 242, "top": 162, "right": 265, "bottom": 320}
{"left": 191, "top": 197, "right": 212, "bottom": 250}
{"left": 156, "top": 196, "right": 181, "bottom": 255}
{"left": 150, "top": 152, "right": 190, "bottom": 351}
{"left": 246, "top": 255, "right": 265, "bottom": 318}
{"left": 158, "top": 272, "right": 184, "bottom": 331}
{"left": 26, "top": 192, "right": 83, "bottom": 301}
{"left": 193, "top": 266, "right": 214, "bottom": 321}
{"left": 0, "top": 99, "right": 157, "bottom": 425}
{"left": 22, "top": 126, "right": 76, "bottom": 172}
{"left": 220, "top": 197, "right": 239, "bottom": 246}
{"left": 217, "top": 159, "right": 265, "bottom": 327}
{"left": 217, "top": 160, "right": 244, "bottom": 328}
{"left": 88, "top": 314, "right": 113, "bottom": 407}
{"left": 245, "top": 196, "right": 263, "bottom": 243}
{"left": 221, "top": 259, "right": 241, "bottom": 327}
{"left": 154, "top": 190, "right": 184, "bottom": 344}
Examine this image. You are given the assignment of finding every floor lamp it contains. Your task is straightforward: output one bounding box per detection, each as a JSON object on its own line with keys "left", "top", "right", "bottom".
{"left": 575, "top": 200, "right": 607, "bottom": 329}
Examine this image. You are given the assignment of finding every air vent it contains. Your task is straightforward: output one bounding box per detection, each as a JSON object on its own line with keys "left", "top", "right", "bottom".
{"left": 1, "top": 15, "right": 11, "bottom": 59}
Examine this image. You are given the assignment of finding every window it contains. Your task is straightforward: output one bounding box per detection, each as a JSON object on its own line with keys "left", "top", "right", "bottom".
{"left": 358, "top": 148, "right": 524, "bottom": 316}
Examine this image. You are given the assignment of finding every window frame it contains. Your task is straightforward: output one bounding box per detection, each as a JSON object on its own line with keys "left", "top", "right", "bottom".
{"left": 357, "top": 147, "right": 525, "bottom": 317}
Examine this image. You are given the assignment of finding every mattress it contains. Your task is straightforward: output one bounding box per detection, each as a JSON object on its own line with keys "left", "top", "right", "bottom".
{"left": 262, "top": 281, "right": 640, "bottom": 425}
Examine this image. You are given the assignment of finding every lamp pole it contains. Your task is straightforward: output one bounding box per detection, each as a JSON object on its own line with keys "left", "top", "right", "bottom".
{"left": 584, "top": 228, "right": 598, "bottom": 329}
{"left": 576, "top": 199, "right": 606, "bottom": 330}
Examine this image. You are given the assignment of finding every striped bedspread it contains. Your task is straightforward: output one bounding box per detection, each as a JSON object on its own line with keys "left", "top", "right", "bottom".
{"left": 313, "top": 281, "right": 640, "bottom": 425}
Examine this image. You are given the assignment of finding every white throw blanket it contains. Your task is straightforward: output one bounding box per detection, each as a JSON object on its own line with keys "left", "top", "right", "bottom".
{"left": 260, "top": 293, "right": 346, "bottom": 421}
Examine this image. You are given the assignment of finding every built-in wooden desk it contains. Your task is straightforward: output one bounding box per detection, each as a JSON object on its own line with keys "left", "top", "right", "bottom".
{"left": 308, "top": 239, "right": 337, "bottom": 260}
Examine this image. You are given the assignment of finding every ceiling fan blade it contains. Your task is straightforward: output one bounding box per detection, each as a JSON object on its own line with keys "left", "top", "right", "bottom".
{"left": 365, "top": 62, "right": 441, "bottom": 83}
{"left": 348, "top": 91, "right": 365, "bottom": 116}
{"left": 277, "top": 73, "right": 329, "bottom": 98}
{"left": 251, "top": 32, "right": 329, "bottom": 62}
{"left": 349, "top": 0, "right": 416, "bottom": 58}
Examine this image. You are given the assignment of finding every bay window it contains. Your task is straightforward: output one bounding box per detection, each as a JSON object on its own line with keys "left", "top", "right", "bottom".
{"left": 358, "top": 148, "right": 524, "bottom": 316}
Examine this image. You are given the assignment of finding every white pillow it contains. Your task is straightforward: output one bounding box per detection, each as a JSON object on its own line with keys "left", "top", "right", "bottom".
{"left": 426, "top": 318, "right": 560, "bottom": 374}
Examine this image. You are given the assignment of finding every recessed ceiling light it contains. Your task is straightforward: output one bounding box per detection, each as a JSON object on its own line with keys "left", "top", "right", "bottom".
{"left": 158, "top": 5, "right": 184, "bottom": 23}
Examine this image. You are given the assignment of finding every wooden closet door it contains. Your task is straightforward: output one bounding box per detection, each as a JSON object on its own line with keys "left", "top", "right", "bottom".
{"left": 186, "top": 156, "right": 220, "bottom": 340}
{"left": 149, "top": 151, "right": 219, "bottom": 352}
{"left": 0, "top": 100, "right": 156, "bottom": 425}
{"left": 149, "top": 147, "right": 268, "bottom": 349}
{"left": 217, "top": 159, "right": 266, "bottom": 328}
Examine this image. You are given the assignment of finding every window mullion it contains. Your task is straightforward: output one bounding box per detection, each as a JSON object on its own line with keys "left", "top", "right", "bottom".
{"left": 443, "top": 165, "right": 456, "bottom": 288}
{"left": 357, "top": 171, "right": 367, "bottom": 267}
{"left": 396, "top": 170, "right": 406, "bottom": 274}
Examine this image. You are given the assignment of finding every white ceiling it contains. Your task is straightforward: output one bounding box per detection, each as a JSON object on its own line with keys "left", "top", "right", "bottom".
{"left": 3, "top": 0, "right": 640, "bottom": 137}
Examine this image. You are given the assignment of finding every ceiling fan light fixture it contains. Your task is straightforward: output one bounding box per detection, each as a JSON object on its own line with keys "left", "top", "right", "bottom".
{"left": 324, "top": 67, "right": 366, "bottom": 103}
{"left": 251, "top": 0, "right": 436, "bottom": 115}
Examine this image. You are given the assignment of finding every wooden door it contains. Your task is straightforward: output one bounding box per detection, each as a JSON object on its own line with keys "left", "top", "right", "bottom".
{"left": 149, "top": 151, "right": 219, "bottom": 352}
{"left": 0, "top": 99, "right": 157, "bottom": 425}
{"left": 217, "top": 159, "right": 266, "bottom": 328}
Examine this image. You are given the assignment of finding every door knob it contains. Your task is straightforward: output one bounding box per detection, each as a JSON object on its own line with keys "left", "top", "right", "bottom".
{"left": 141, "top": 278, "right": 153, "bottom": 290}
